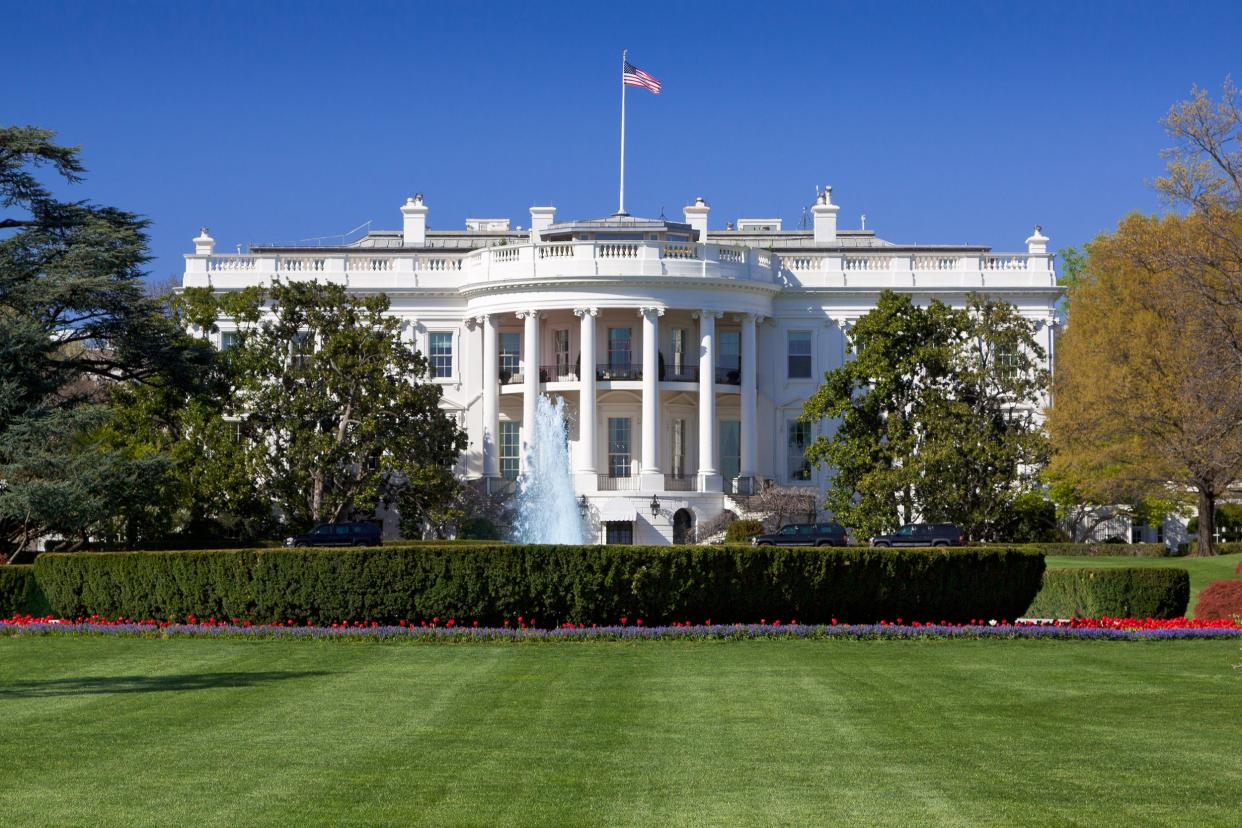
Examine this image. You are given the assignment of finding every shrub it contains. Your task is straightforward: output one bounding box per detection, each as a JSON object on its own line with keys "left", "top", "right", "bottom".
{"left": 991, "top": 492, "right": 1062, "bottom": 543}
{"left": 1025, "top": 568, "right": 1189, "bottom": 619}
{"left": 32, "top": 544, "right": 1046, "bottom": 626}
{"left": 0, "top": 566, "right": 49, "bottom": 616}
{"left": 725, "top": 520, "right": 765, "bottom": 543}
{"left": 994, "top": 542, "right": 1175, "bottom": 557}
{"left": 456, "top": 518, "right": 499, "bottom": 540}
{"left": 1193, "top": 579, "right": 1242, "bottom": 620}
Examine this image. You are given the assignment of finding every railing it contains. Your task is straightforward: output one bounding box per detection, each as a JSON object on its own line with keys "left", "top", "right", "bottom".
{"left": 983, "top": 255, "right": 1026, "bottom": 271}
{"left": 597, "top": 242, "right": 639, "bottom": 259}
{"left": 348, "top": 256, "right": 393, "bottom": 272}
{"left": 786, "top": 255, "right": 824, "bottom": 271}
{"left": 208, "top": 256, "right": 256, "bottom": 271}
{"left": 539, "top": 364, "right": 578, "bottom": 382}
{"left": 717, "top": 246, "right": 746, "bottom": 264}
{"left": 598, "top": 474, "right": 639, "bottom": 491}
{"left": 492, "top": 246, "right": 520, "bottom": 263}
{"left": 715, "top": 364, "right": 741, "bottom": 385}
{"left": 498, "top": 367, "right": 522, "bottom": 385}
{"left": 596, "top": 363, "right": 643, "bottom": 381}
{"left": 280, "top": 257, "right": 325, "bottom": 272}
{"left": 843, "top": 256, "right": 891, "bottom": 271}
{"left": 661, "top": 243, "right": 696, "bottom": 260}
{"left": 664, "top": 365, "right": 699, "bottom": 382}
{"left": 664, "top": 474, "right": 694, "bottom": 491}
{"left": 913, "top": 256, "right": 958, "bottom": 271}
{"left": 539, "top": 243, "right": 573, "bottom": 259}
{"left": 420, "top": 257, "right": 461, "bottom": 271}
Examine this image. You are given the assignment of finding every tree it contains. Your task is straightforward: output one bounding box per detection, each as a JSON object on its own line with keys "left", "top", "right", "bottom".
{"left": 179, "top": 280, "right": 467, "bottom": 531}
{"left": 801, "top": 290, "right": 1049, "bottom": 541}
{"left": 1048, "top": 212, "right": 1242, "bottom": 556}
{"left": 0, "top": 126, "right": 210, "bottom": 558}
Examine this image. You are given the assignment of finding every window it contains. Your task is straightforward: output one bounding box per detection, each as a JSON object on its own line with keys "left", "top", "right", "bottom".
{"left": 290, "top": 332, "right": 314, "bottom": 369}
{"left": 554, "top": 329, "right": 570, "bottom": 377}
{"left": 788, "top": 420, "right": 812, "bottom": 481}
{"left": 220, "top": 331, "right": 240, "bottom": 350}
{"left": 672, "top": 328, "right": 687, "bottom": 375}
{"left": 608, "top": 328, "right": 632, "bottom": 369}
{"left": 1130, "top": 518, "right": 1143, "bottom": 544}
{"left": 429, "top": 331, "right": 453, "bottom": 378}
{"left": 605, "top": 521, "right": 634, "bottom": 544}
{"left": 787, "top": 330, "right": 812, "bottom": 379}
{"left": 717, "top": 330, "right": 740, "bottom": 383}
{"left": 671, "top": 418, "right": 686, "bottom": 477}
{"left": 608, "top": 417, "right": 632, "bottom": 477}
{"left": 720, "top": 420, "right": 740, "bottom": 480}
{"left": 500, "top": 421, "right": 520, "bottom": 481}
{"left": 996, "top": 345, "right": 1021, "bottom": 381}
{"left": 499, "top": 332, "right": 521, "bottom": 380}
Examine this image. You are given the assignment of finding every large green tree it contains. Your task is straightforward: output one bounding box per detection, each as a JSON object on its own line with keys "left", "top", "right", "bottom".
{"left": 0, "top": 126, "right": 210, "bottom": 557}
{"left": 179, "top": 281, "right": 468, "bottom": 531}
{"left": 801, "top": 291, "right": 1049, "bottom": 541}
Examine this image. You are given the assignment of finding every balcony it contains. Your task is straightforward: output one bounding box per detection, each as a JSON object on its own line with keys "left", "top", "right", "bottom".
{"left": 598, "top": 474, "right": 640, "bottom": 491}
{"left": 664, "top": 474, "right": 695, "bottom": 491}
{"left": 596, "top": 363, "right": 643, "bottom": 381}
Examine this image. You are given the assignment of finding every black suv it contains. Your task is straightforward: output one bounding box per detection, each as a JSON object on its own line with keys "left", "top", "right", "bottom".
{"left": 286, "top": 521, "right": 383, "bottom": 547}
{"left": 752, "top": 522, "right": 849, "bottom": 547}
{"left": 869, "top": 523, "right": 964, "bottom": 547}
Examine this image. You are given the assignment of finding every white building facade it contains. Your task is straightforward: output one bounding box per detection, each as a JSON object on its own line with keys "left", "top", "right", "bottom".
{"left": 183, "top": 189, "right": 1061, "bottom": 544}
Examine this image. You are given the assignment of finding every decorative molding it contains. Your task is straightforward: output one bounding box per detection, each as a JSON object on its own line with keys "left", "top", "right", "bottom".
{"left": 514, "top": 309, "right": 542, "bottom": 320}
{"left": 573, "top": 307, "right": 600, "bottom": 318}
{"left": 637, "top": 306, "right": 666, "bottom": 318}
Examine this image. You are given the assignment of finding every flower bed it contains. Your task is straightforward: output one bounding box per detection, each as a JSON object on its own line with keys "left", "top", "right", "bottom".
{"left": 3, "top": 614, "right": 1238, "bottom": 641}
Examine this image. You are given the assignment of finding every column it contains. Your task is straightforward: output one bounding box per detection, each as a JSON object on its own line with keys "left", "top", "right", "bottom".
{"left": 574, "top": 308, "right": 599, "bottom": 488}
{"left": 696, "top": 311, "right": 721, "bottom": 491}
{"left": 639, "top": 306, "right": 664, "bottom": 489}
{"left": 739, "top": 312, "right": 758, "bottom": 493}
{"left": 518, "top": 310, "right": 540, "bottom": 470}
{"left": 480, "top": 315, "right": 499, "bottom": 482}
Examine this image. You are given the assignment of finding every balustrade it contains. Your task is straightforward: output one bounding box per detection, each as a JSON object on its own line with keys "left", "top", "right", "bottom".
{"left": 348, "top": 257, "right": 393, "bottom": 272}
{"left": 280, "top": 257, "right": 325, "bottom": 272}
{"left": 208, "top": 256, "right": 256, "bottom": 271}
{"left": 913, "top": 256, "right": 958, "bottom": 271}
{"left": 598, "top": 474, "right": 639, "bottom": 491}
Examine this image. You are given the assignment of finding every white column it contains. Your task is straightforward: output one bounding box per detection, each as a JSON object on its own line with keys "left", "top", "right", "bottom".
{"left": 480, "top": 315, "right": 499, "bottom": 481}
{"left": 574, "top": 307, "right": 599, "bottom": 488}
{"left": 696, "top": 311, "right": 721, "bottom": 491}
{"left": 639, "top": 307, "right": 664, "bottom": 489}
{"left": 739, "top": 312, "right": 759, "bottom": 492}
{"left": 519, "top": 310, "right": 540, "bottom": 470}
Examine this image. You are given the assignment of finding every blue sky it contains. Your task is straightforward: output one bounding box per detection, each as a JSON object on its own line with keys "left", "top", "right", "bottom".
{"left": 6, "top": 1, "right": 1240, "bottom": 280}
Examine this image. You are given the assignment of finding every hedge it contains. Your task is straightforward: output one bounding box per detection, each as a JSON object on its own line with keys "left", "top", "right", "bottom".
{"left": 724, "top": 520, "right": 765, "bottom": 543}
{"left": 31, "top": 544, "right": 1045, "bottom": 626}
{"left": 1002, "top": 542, "right": 1176, "bottom": 557}
{"left": 1024, "top": 568, "right": 1189, "bottom": 619}
{"left": 0, "top": 566, "right": 49, "bottom": 616}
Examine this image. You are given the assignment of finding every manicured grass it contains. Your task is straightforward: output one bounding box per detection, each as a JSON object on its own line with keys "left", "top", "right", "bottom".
{"left": 2, "top": 637, "right": 1239, "bottom": 827}
{"left": 1046, "top": 552, "right": 1242, "bottom": 616}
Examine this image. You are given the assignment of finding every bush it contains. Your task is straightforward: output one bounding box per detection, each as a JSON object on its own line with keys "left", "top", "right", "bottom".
{"left": 1193, "top": 580, "right": 1242, "bottom": 620}
{"left": 996, "top": 542, "right": 1175, "bottom": 557}
{"left": 456, "top": 518, "right": 499, "bottom": 541}
{"left": 725, "top": 520, "right": 765, "bottom": 543}
{"left": 32, "top": 544, "right": 1046, "bottom": 626}
{"left": 1024, "top": 568, "right": 1189, "bottom": 619}
{"left": 991, "top": 493, "right": 1062, "bottom": 543}
{"left": 0, "top": 566, "right": 49, "bottom": 616}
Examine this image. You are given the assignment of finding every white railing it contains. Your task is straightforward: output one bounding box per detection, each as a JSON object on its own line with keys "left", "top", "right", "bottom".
{"left": 538, "top": 243, "right": 573, "bottom": 259}
{"left": 983, "top": 255, "right": 1026, "bottom": 271}
{"left": 786, "top": 255, "right": 824, "bottom": 271}
{"left": 493, "top": 246, "right": 521, "bottom": 263}
{"left": 348, "top": 257, "right": 393, "bottom": 272}
{"left": 914, "top": 256, "right": 958, "bottom": 271}
{"left": 280, "top": 257, "right": 325, "bottom": 272}
{"left": 597, "top": 242, "right": 639, "bottom": 259}
{"left": 843, "top": 256, "right": 891, "bottom": 271}
{"left": 598, "top": 474, "right": 640, "bottom": 491}
{"left": 661, "top": 243, "right": 696, "bottom": 260}
{"left": 208, "top": 256, "right": 256, "bottom": 271}
{"left": 718, "top": 246, "right": 746, "bottom": 264}
{"left": 421, "top": 257, "right": 461, "bottom": 271}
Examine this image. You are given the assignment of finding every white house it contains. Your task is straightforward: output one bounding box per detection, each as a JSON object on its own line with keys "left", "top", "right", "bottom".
{"left": 183, "top": 188, "right": 1062, "bottom": 544}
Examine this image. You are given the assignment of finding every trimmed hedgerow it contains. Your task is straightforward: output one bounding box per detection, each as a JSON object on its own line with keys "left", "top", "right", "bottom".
{"left": 0, "top": 566, "right": 48, "bottom": 616}
{"left": 1025, "top": 568, "right": 1189, "bottom": 619}
{"left": 724, "top": 520, "right": 765, "bottom": 543}
{"left": 1193, "top": 579, "right": 1242, "bottom": 621}
{"left": 998, "top": 542, "right": 1175, "bottom": 557}
{"left": 31, "top": 544, "right": 1045, "bottom": 626}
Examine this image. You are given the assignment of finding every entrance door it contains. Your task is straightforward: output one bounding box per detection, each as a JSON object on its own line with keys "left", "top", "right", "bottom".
{"left": 672, "top": 508, "right": 694, "bottom": 544}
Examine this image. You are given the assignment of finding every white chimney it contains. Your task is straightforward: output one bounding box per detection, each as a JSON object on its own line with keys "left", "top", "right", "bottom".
{"left": 402, "top": 194, "right": 429, "bottom": 246}
{"left": 529, "top": 206, "right": 556, "bottom": 242}
{"left": 1026, "top": 225, "right": 1050, "bottom": 271}
{"left": 812, "top": 185, "right": 840, "bottom": 244}
{"left": 683, "top": 196, "right": 709, "bottom": 241}
{"left": 193, "top": 227, "right": 215, "bottom": 255}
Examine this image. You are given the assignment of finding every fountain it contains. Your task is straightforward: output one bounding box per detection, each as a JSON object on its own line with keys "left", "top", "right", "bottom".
{"left": 512, "top": 394, "right": 586, "bottom": 544}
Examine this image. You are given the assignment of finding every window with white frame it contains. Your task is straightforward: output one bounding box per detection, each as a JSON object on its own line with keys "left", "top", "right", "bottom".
{"left": 605, "top": 521, "right": 634, "bottom": 544}
{"left": 787, "top": 420, "right": 813, "bottom": 481}
{"left": 787, "top": 330, "right": 813, "bottom": 379}
{"left": 608, "top": 328, "right": 632, "bottom": 369}
{"left": 500, "top": 421, "right": 520, "bottom": 481}
{"left": 996, "top": 345, "right": 1021, "bottom": 381}
{"left": 717, "top": 330, "right": 740, "bottom": 382}
{"left": 499, "top": 332, "right": 521, "bottom": 381}
{"left": 290, "top": 332, "right": 314, "bottom": 369}
{"left": 608, "top": 417, "right": 632, "bottom": 477}
{"left": 429, "top": 331, "right": 453, "bottom": 378}
{"left": 220, "top": 331, "right": 240, "bottom": 350}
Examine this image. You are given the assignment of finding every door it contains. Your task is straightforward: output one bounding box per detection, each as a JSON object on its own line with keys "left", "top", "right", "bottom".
{"left": 893, "top": 525, "right": 916, "bottom": 547}
{"left": 672, "top": 509, "right": 694, "bottom": 544}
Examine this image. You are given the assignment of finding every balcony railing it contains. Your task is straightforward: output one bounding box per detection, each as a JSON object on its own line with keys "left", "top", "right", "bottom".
{"left": 596, "top": 363, "right": 643, "bottom": 381}
{"left": 664, "top": 474, "right": 695, "bottom": 491}
{"left": 598, "top": 474, "right": 639, "bottom": 491}
{"left": 540, "top": 364, "right": 578, "bottom": 382}
{"left": 663, "top": 365, "right": 699, "bottom": 382}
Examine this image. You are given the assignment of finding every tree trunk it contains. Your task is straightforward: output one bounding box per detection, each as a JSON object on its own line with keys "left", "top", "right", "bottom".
{"left": 1195, "top": 487, "right": 1217, "bottom": 557}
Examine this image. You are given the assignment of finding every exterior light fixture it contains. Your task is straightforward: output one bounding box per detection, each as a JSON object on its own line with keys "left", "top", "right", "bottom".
{"left": 578, "top": 495, "right": 589, "bottom": 516}
{"left": 649, "top": 495, "right": 661, "bottom": 518}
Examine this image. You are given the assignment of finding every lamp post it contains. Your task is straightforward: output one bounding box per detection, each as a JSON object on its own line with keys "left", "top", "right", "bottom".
{"left": 649, "top": 494, "right": 661, "bottom": 519}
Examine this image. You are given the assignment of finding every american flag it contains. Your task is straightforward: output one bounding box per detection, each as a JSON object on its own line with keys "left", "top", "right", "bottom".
{"left": 623, "top": 61, "right": 662, "bottom": 94}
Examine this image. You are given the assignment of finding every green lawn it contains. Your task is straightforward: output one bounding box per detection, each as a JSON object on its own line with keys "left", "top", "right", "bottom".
{"left": 2, "top": 637, "right": 1239, "bottom": 827}
{"left": 1045, "top": 552, "right": 1242, "bottom": 616}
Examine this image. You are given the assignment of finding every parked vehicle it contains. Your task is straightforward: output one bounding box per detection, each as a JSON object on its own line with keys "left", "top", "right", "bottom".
{"left": 869, "top": 523, "right": 964, "bottom": 547}
{"left": 286, "top": 521, "right": 383, "bottom": 547}
{"left": 751, "top": 522, "right": 849, "bottom": 547}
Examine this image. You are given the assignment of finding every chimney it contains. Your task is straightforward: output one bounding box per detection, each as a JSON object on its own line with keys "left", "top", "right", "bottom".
{"left": 193, "top": 227, "right": 215, "bottom": 255}
{"left": 683, "top": 196, "right": 709, "bottom": 241}
{"left": 402, "top": 194, "right": 428, "bottom": 246}
{"left": 812, "top": 185, "right": 840, "bottom": 244}
{"left": 529, "top": 206, "right": 556, "bottom": 242}
{"left": 1026, "top": 225, "right": 1050, "bottom": 271}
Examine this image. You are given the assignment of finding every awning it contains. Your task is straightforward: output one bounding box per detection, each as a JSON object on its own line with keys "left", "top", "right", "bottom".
{"left": 598, "top": 500, "right": 639, "bottom": 523}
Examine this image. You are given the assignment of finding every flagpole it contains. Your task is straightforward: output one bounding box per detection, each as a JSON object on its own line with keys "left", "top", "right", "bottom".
{"left": 618, "top": 48, "right": 627, "bottom": 216}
